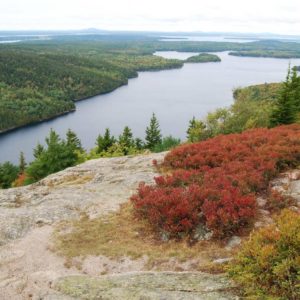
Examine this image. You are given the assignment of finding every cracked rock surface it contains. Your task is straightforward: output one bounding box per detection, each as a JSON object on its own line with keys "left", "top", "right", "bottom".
{"left": 0, "top": 153, "right": 165, "bottom": 246}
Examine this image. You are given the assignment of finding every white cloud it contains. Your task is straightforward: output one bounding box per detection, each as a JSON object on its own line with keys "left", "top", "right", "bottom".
{"left": 1, "top": 0, "right": 300, "bottom": 35}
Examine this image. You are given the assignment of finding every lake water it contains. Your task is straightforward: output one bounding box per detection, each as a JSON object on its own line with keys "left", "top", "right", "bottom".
{"left": 1, "top": 51, "right": 300, "bottom": 164}
{"left": 159, "top": 36, "right": 257, "bottom": 43}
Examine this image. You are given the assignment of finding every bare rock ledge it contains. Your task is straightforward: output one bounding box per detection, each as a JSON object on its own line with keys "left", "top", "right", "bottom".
{"left": 0, "top": 152, "right": 239, "bottom": 299}
{"left": 0, "top": 152, "right": 165, "bottom": 246}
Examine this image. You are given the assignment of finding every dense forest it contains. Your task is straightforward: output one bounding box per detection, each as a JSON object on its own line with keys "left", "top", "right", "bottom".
{"left": 1, "top": 34, "right": 300, "bottom": 132}
{"left": 0, "top": 43, "right": 182, "bottom": 132}
{"left": 229, "top": 50, "right": 300, "bottom": 58}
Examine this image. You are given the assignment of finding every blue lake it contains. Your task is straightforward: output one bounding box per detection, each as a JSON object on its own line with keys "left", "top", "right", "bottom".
{"left": 1, "top": 51, "right": 300, "bottom": 163}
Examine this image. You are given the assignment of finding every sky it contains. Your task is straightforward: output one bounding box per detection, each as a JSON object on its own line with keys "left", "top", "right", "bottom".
{"left": 1, "top": 0, "right": 300, "bottom": 35}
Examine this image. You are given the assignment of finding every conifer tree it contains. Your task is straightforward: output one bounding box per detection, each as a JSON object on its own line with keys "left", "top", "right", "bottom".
{"left": 290, "top": 66, "right": 300, "bottom": 114}
{"left": 186, "top": 116, "right": 207, "bottom": 142}
{"left": 271, "top": 66, "right": 297, "bottom": 126}
{"left": 33, "top": 143, "right": 45, "bottom": 158}
{"left": 66, "top": 129, "right": 83, "bottom": 152}
{"left": 96, "top": 128, "right": 115, "bottom": 153}
{"left": 135, "top": 138, "right": 144, "bottom": 150}
{"left": 19, "top": 151, "right": 26, "bottom": 173}
{"left": 0, "top": 162, "right": 19, "bottom": 188}
{"left": 145, "top": 113, "right": 162, "bottom": 150}
{"left": 27, "top": 129, "right": 77, "bottom": 181}
{"left": 119, "top": 126, "right": 134, "bottom": 148}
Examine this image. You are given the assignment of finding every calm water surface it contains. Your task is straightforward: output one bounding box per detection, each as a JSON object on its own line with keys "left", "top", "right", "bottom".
{"left": 1, "top": 51, "right": 300, "bottom": 163}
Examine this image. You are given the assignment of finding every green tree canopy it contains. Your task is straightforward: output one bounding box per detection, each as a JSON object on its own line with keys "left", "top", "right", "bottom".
{"left": 26, "top": 129, "right": 78, "bottom": 181}
{"left": 271, "top": 66, "right": 300, "bottom": 126}
{"left": 96, "top": 128, "right": 115, "bottom": 153}
{"left": 19, "top": 151, "right": 27, "bottom": 173}
{"left": 66, "top": 129, "right": 83, "bottom": 152}
{"left": 145, "top": 113, "right": 162, "bottom": 150}
{"left": 0, "top": 162, "right": 19, "bottom": 189}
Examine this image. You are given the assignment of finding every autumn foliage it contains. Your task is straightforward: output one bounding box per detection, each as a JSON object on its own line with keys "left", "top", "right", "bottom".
{"left": 228, "top": 209, "right": 300, "bottom": 299}
{"left": 131, "top": 125, "right": 300, "bottom": 237}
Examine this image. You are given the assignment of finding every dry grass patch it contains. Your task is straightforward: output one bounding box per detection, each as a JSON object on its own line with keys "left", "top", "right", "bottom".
{"left": 46, "top": 174, "right": 94, "bottom": 187}
{"left": 53, "top": 203, "right": 232, "bottom": 271}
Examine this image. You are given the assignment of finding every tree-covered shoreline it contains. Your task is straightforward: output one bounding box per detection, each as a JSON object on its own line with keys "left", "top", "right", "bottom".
{"left": 0, "top": 45, "right": 183, "bottom": 132}
{"left": 1, "top": 35, "right": 300, "bottom": 132}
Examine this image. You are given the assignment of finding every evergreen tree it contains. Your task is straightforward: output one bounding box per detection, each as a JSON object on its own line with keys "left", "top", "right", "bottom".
{"left": 0, "top": 162, "right": 19, "bottom": 189}
{"left": 145, "top": 113, "right": 162, "bottom": 150}
{"left": 135, "top": 138, "right": 144, "bottom": 150}
{"left": 290, "top": 67, "right": 300, "bottom": 113}
{"left": 33, "top": 143, "right": 45, "bottom": 158}
{"left": 96, "top": 128, "right": 115, "bottom": 153}
{"left": 19, "top": 151, "right": 26, "bottom": 173}
{"left": 27, "top": 129, "right": 77, "bottom": 181}
{"left": 119, "top": 126, "right": 134, "bottom": 148}
{"left": 66, "top": 129, "right": 83, "bottom": 152}
{"left": 271, "top": 66, "right": 297, "bottom": 126}
{"left": 186, "top": 116, "right": 207, "bottom": 142}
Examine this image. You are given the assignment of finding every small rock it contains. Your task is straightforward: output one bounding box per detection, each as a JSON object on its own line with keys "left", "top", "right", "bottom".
{"left": 226, "top": 236, "right": 241, "bottom": 250}
{"left": 287, "top": 170, "right": 300, "bottom": 180}
{"left": 271, "top": 186, "right": 287, "bottom": 193}
{"left": 36, "top": 218, "right": 51, "bottom": 226}
{"left": 289, "top": 206, "right": 299, "bottom": 212}
{"left": 258, "top": 209, "right": 270, "bottom": 215}
{"left": 193, "top": 224, "right": 213, "bottom": 241}
{"left": 270, "top": 177, "right": 290, "bottom": 187}
{"left": 254, "top": 221, "right": 263, "bottom": 228}
{"left": 160, "top": 230, "right": 170, "bottom": 242}
{"left": 256, "top": 197, "right": 267, "bottom": 208}
{"left": 213, "top": 257, "right": 233, "bottom": 264}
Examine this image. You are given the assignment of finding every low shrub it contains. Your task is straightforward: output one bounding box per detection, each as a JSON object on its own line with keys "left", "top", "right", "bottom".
{"left": 131, "top": 125, "right": 300, "bottom": 237}
{"left": 227, "top": 209, "right": 300, "bottom": 299}
{"left": 265, "top": 190, "right": 297, "bottom": 212}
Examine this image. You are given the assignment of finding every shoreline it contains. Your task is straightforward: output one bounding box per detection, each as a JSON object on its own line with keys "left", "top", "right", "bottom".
{"left": 0, "top": 108, "right": 76, "bottom": 135}
{"left": 0, "top": 63, "right": 184, "bottom": 136}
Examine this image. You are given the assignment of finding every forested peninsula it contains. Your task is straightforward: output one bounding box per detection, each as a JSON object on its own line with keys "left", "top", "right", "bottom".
{"left": 0, "top": 46, "right": 182, "bottom": 133}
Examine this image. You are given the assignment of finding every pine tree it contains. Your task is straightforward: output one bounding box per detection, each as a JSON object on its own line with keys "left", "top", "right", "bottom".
{"left": 96, "top": 128, "right": 115, "bottom": 153}
{"left": 290, "top": 67, "right": 300, "bottom": 114}
{"left": 27, "top": 129, "right": 77, "bottom": 181}
{"left": 145, "top": 113, "right": 162, "bottom": 150}
{"left": 66, "top": 129, "right": 83, "bottom": 152}
{"left": 0, "top": 162, "right": 19, "bottom": 188}
{"left": 271, "top": 66, "right": 297, "bottom": 126}
{"left": 186, "top": 116, "right": 207, "bottom": 142}
{"left": 119, "top": 126, "right": 134, "bottom": 148}
{"left": 33, "top": 143, "right": 44, "bottom": 158}
{"left": 19, "top": 151, "right": 26, "bottom": 173}
{"left": 135, "top": 138, "right": 144, "bottom": 150}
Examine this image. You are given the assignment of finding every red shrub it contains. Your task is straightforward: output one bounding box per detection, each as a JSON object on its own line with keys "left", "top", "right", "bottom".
{"left": 131, "top": 125, "right": 300, "bottom": 237}
{"left": 131, "top": 183, "right": 204, "bottom": 234}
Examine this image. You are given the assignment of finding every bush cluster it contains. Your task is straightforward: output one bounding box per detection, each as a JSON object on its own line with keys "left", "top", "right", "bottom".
{"left": 131, "top": 125, "right": 300, "bottom": 237}
{"left": 228, "top": 209, "right": 300, "bottom": 299}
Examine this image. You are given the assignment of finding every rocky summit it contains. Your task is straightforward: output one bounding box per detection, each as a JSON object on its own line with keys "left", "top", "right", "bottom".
{"left": 1, "top": 152, "right": 299, "bottom": 299}
{"left": 0, "top": 152, "right": 166, "bottom": 246}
